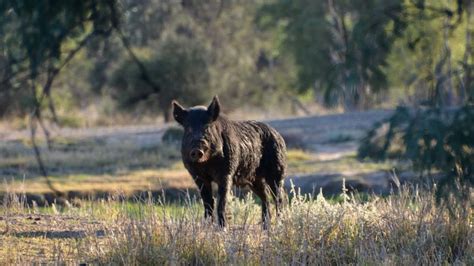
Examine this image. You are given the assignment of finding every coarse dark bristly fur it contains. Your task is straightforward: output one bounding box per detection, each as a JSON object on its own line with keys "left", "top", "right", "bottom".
{"left": 172, "top": 96, "right": 287, "bottom": 228}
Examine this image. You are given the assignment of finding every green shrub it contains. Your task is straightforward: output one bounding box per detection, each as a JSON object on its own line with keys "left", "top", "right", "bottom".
{"left": 109, "top": 37, "right": 213, "bottom": 121}
{"left": 358, "top": 105, "right": 474, "bottom": 200}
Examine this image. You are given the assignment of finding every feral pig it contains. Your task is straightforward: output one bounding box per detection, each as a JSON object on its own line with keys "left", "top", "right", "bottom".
{"left": 172, "top": 96, "right": 287, "bottom": 228}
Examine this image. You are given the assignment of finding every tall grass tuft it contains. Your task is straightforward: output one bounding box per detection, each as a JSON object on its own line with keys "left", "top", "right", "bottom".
{"left": 0, "top": 180, "right": 471, "bottom": 264}
{"left": 83, "top": 185, "right": 473, "bottom": 265}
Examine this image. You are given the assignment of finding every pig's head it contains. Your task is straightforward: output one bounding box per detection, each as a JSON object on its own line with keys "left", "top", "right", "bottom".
{"left": 172, "top": 96, "right": 223, "bottom": 163}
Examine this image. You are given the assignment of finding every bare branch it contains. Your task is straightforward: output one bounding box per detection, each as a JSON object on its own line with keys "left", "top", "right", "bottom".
{"left": 27, "top": 28, "right": 112, "bottom": 197}
{"left": 39, "top": 29, "right": 110, "bottom": 124}
{"left": 28, "top": 79, "right": 62, "bottom": 196}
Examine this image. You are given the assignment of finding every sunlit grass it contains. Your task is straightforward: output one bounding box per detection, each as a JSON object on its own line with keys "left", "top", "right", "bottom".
{"left": 0, "top": 136, "right": 180, "bottom": 177}
{"left": 287, "top": 152, "right": 399, "bottom": 175}
{"left": 0, "top": 187, "right": 471, "bottom": 264}
{"left": 0, "top": 141, "right": 397, "bottom": 198}
{"left": 1, "top": 147, "right": 396, "bottom": 196}
{"left": 1, "top": 169, "right": 194, "bottom": 195}
{"left": 287, "top": 149, "right": 313, "bottom": 161}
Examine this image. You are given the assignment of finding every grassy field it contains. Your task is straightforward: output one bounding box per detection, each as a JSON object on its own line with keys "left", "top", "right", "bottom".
{"left": 0, "top": 110, "right": 471, "bottom": 264}
{"left": 0, "top": 186, "right": 472, "bottom": 264}
{"left": 0, "top": 141, "right": 395, "bottom": 196}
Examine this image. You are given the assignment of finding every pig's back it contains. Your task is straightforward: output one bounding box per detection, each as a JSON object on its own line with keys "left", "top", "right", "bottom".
{"left": 226, "top": 120, "right": 286, "bottom": 185}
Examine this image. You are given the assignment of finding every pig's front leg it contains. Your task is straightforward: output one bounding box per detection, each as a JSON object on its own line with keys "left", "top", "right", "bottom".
{"left": 217, "top": 176, "right": 233, "bottom": 227}
{"left": 194, "top": 176, "right": 214, "bottom": 221}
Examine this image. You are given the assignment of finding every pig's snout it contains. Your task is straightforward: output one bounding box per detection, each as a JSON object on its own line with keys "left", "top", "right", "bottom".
{"left": 190, "top": 149, "right": 204, "bottom": 161}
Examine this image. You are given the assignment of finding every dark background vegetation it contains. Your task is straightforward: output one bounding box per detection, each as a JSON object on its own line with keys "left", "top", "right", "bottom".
{"left": 1, "top": 0, "right": 472, "bottom": 121}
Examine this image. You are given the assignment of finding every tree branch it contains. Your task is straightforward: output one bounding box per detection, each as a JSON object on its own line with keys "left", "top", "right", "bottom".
{"left": 28, "top": 28, "right": 112, "bottom": 197}
{"left": 115, "top": 29, "right": 161, "bottom": 94}
{"left": 39, "top": 29, "right": 110, "bottom": 124}
{"left": 107, "top": 0, "right": 161, "bottom": 94}
{"left": 29, "top": 79, "right": 62, "bottom": 196}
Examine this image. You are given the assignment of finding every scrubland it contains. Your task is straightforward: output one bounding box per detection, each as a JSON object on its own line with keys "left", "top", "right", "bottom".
{"left": 0, "top": 185, "right": 472, "bottom": 264}
{"left": 0, "top": 111, "right": 471, "bottom": 264}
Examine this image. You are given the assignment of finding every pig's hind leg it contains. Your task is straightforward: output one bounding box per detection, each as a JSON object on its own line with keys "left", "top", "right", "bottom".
{"left": 262, "top": 142, "right": 287, "bottom": 216}
{"left": 250, "top": 180, "right": 271, "bottom": 230}
{"left": 266, "top": 171, "right": 285, "bottom": 216}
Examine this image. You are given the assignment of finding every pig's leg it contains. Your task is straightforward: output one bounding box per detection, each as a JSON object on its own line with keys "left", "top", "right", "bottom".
{"left": 195, "top": 178, "right": 214, "bottom": 221}
{"left": 217, "top": 179, "right": 232, "bottom": 227}
{"left": 268, "top": 179, "right": 284, "bottom": 216}
{"left": 251, "top": 180, "right": 271, "bottom": 230}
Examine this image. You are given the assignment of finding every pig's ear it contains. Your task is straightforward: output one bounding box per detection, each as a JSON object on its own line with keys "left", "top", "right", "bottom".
{"left": 172, "top": 100, "right": 187, "bottom": 125}
{"left": 207, "top": 95, "right": 220, "bottom": 121}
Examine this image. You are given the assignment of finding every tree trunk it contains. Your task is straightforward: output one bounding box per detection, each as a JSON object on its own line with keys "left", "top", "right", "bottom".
{"left": 163, "top": 106, "right": 173, "bottom": 123}
{"left": 442, "top": 16, "right": 455, "bottom": 107}
{"left": 462, "top": 1, "right": 473, "bottom": 103}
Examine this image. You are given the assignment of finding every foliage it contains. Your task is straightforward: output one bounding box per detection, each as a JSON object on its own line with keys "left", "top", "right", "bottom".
{"left": 358, "top": 105, "right": 474, "bottom": 199}
{"left": 0, "top": 0, "right": 118, "bottom": 117}
{"left": 109, "top": 37, "right": 211, "bottom": 121}
{"left": 257, "top": 0, "right": 474, "bottom": 109}
{"left": 385, "top": 0, "right": 474, "bottom": 107}
{"left": 257, "top": 0, "right": 406, "bottom": 109}
{"left": 1, "top": 1, "right": 473, "bottom": 121}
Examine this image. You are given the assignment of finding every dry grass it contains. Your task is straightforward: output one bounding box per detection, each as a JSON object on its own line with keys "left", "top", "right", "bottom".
{"left": 2, "top": 112, "right": 467, "bottom": 264}
{"left": 0, "top": 137, "right": 179, "bottom": 176}
{"left": 287, "top": 151, "right": 399, "bottom": 175}
{"left": 3, "top": 168, "right": 192, "bottom": 195}
{"left": 0, "top": 186, "right": 472, "bottom": 265}
{"left": 0, "top": 134, "right": 185, "bottom": 195}
{"left": 1, "top": 138, "right": 393, "bottom": 196}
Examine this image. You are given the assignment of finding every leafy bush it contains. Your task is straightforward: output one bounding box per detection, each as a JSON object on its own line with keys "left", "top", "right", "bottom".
{"left": 358, "top": 105, "right": 474, "bottom": 200}
{"left": 109, "top": 37, "right": 213, "bottom": 121}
